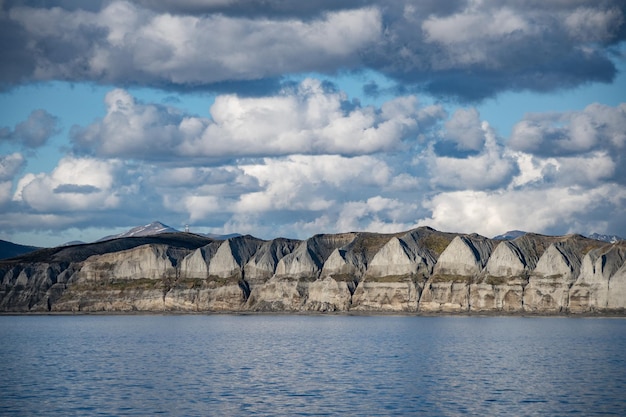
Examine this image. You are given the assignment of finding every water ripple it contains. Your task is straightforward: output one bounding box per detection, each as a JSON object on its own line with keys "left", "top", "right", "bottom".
{"left": 1, "top": 315, "right": 625, "bottom": 416}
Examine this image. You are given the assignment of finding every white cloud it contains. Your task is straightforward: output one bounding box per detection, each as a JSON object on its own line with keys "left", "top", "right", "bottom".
{"left": 0, "top": 181, "right": 12, "bottom": 206}
{"left": 73, "top": 80, "right": 440, "bottom": 160}
{"left": 10, "top": 2, "right": 382, "bottom": 84}
{"left": 508, "top": 103, "right": 626, "bottom": 156}
{"left": 0, "top": 153, "right": 25, "bottom": 181}
{"left": 542, "top": 152, "right": 616, "bottom": 187}
{"left": 423, "top": 7, "right": 530, "bottom": 45}
{"left": 3, "top": 1, "right": 624, "bottom": 102}
{"left": 13, "top": 157, "right": 122, "bottom": 212}
{"left": 427, "top": 121, "right": 517, "bottom": 190}
{"left": 0, "top": 110, "right": 59, "bottom": 148}
{"left": 418, "top": 184, "right": 626, "bottom": 238}
{"left": 235, "top": 154, "right": 390, "bottom": 213}
{"left": 441, "top": 108, "right": 486, "bottom": 152}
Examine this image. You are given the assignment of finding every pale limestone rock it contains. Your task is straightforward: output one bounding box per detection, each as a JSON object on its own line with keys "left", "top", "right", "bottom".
{"left": 473, "top": 241, "right": 530, "bottom": 312}
{"left": 365, "top": 237, "right": 423, "bottom": 278}
{"left": 246, "top": 277, "right": 306, "bottom": 311}
{"left": 320, "top": 249, "right": 361, "bottom": 280}
{"left": 533, "top": 244, "right": 576, "bottom": 280}
{"left": 208, "top": 241, "right": 241, "bottom": 279}
{"left": 76, "top": 244, "right": 178, "bottom": 281}
{"left": 419, "top": 282, "right": 469, "bottom": 313}
{"left": 484, "top": 242, "right": 527, "bottom": 277}
{"left": 351, "top": 279, "right": 419, "bottom": 312}
{"left": 54, "top": 288, "right": 166, "bottom": 312}
{"left": 196, "top": 284, "right": 247, "bottom": 310}
{"left": 433, "top": 236, "right": 493, "bottom": 277}
{"left": 275, "top": 233, "right": 357, "bottom": 280}
{"left": 5, "top": 226, "right": 626, "bottom": 315}
{"left": 423, "top": 235, "right": 492, "bottom": 312}
{"left": 180, "top": 242, "right": 221, "bottom": 279}
{"left": 180, "top": 248, "right": 209, "bottom": 278}
{"left": 569, "top": 246, "right": 626, "bottom": 312}
{"left": 524, "top": 244, "right": 576, "bottom": 313}
{"left": 303, "top": 277, "right": 352, "bottom": 311}
{"left": 469, "top": 281, "right": 525, "bottom": 312}
{"left": 275, "top": 242, "right": 321, "bottom": 279}
{"left": 244, "top": 238, "right": 298, "bottom": 286}
{"left": 608, "top": 261, "right": 626, "bottom": 309}
{"left": 163, "top": 288, "right": 199, "bottom": 311}
{"left": 208, "top": 236, "right": 263, "bottom": 278}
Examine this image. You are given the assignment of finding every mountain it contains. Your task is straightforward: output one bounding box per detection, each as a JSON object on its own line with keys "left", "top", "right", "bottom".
{"left": 97, "top": 221, "right": 241, "bottom": 242}
{"left": 493, "top": 230, "right": 527, "bottom": 240}
{"left": 587, "top": 233, "right": 624, "bottom": 244}
{"left": 3, "top": 227, "right": 626, "bottom": 315}
{"left": 0, "top": 239, "right": 40, "bottom": 260}
{"left": 97, "top": 221, "right": 179, "bottom": 242}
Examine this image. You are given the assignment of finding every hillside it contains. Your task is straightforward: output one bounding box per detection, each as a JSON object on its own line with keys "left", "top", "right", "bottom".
{"left": 0, "top": 240, "right": 40, "bottom": 261}
{"left": 1, "top": 227, "right": 625, "bottom": 314}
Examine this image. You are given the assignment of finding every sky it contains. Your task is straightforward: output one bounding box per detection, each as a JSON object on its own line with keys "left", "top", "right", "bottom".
{"left": 0, "top": 0, "right": 625, "bottom": 247}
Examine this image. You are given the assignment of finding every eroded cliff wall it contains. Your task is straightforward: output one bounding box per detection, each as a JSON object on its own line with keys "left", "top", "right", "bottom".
{"left": 1, "top": 230, "right": 625, "bottom": 314}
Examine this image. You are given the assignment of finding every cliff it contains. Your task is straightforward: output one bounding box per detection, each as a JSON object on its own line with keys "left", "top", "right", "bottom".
{"left": 1, "top": 228, "right": 625, "bottom": 314}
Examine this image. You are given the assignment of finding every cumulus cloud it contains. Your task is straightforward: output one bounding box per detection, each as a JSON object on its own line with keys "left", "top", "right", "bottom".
{"left": 508, "top": 102, "right": 626, "bottom": 185}
{"left": 6, "top": 2, "right": 381, "bottom": 90}
{"left": 378, "top": 1, "right": 625, "bottom": 100}
{"left": 0, "top": 153, "right": 25, "bottom": 206}
{"left": 0, "top": 109, "right": 60, "bottom": 147}
{"left": 13, "top": 156, "right": 122, "bottom": 211}
{"left": 0, "top": 152, "right": 25, "bottom": 181}
{"left": 427, "top": 122, "right": 518, "bottom": 190}
{"left": 414, "top": 101, "right": 626, "bottom": 236}
{"left": 435, "top": 108, "right": 485, "bottom": 154}
{"left": 417, "top": 184, "right": 626, "bottom": 238}
{"left": 71, "top": 80, "right": 444, "bottom": 160}
{"left": 2, "top": 1, "right": 624, "bottom": 100}
{"left": 509, "top": 103, "right": 626, "bottom": 156}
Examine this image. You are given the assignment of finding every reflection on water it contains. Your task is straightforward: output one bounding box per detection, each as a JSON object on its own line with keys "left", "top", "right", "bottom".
{"left": 1, "top": 315, "right": 625, "bottom": 416}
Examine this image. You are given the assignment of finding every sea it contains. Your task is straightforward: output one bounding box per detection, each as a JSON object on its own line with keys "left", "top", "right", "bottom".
{"left": 1, "top": 314, "right": 625, "bottom": 416}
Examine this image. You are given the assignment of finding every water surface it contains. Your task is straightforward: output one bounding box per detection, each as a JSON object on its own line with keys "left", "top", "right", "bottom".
{"left": 1, "top": 315, "right": 625, "bottom": 416}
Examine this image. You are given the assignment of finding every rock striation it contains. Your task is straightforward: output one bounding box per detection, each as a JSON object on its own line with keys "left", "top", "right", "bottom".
{"left": 1, "top": 229, "right": 625, "bottom": 314}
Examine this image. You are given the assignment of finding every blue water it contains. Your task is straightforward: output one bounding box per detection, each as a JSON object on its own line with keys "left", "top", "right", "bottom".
{"left": 1, "top": 315, "right": 625, "bottom": 416}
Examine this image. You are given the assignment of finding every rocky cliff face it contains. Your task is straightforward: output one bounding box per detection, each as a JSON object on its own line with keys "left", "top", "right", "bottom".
{"left": 1, "top": 229, "right": 624, "bottom": 314}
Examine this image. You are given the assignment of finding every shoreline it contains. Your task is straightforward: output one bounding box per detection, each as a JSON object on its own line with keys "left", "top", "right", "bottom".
{"left": 2, "top": 310, "right": 625, "bottom": 318}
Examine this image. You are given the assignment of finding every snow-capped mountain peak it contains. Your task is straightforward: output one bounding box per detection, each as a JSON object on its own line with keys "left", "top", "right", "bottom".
{"left": 98, "top": 221, "right": 179, "bottom": 242}
{"left": 586, "top": 233, "right": 624, "bottom": 244}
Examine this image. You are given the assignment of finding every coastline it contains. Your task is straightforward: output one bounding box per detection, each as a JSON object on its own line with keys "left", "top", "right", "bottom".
{"left": 2, "top": 309, "right": 625, "bottom": 318}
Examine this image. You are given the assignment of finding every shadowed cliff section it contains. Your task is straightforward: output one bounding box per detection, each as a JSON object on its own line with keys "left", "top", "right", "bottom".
{"left": 1, "top": 228, "right": 625, "bottom": 314}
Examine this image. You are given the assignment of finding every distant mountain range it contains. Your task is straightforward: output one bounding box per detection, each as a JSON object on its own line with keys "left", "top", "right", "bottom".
{"left": 493, "top": 230, "right": 624, "bottom": 243}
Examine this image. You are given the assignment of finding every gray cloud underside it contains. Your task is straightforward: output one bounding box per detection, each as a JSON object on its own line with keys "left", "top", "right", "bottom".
{"left": 1, "top": 0, "right": 625, "bottom": 100}
{"left": 0, "top": 109, "right": 60, "bottom": 148}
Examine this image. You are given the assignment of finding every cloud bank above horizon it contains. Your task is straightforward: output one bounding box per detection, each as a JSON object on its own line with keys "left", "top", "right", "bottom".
{"left": 1, "top": 0, "right": 625, "bottom": 245}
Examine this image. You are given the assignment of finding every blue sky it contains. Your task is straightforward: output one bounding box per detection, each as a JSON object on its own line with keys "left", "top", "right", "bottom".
{"left": 1, "top": 0, "right": 625, "bottom": 247}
